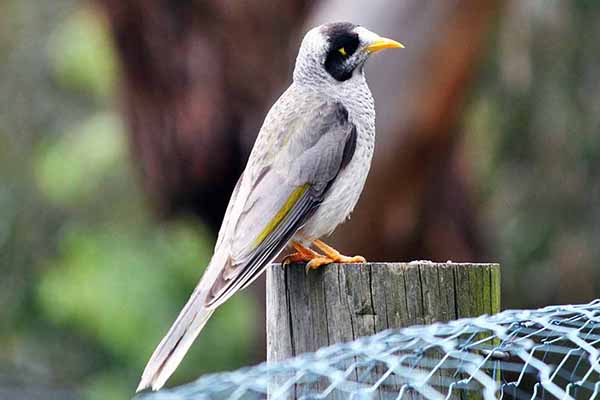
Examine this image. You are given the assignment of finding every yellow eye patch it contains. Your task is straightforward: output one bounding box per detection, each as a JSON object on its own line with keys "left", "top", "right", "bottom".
{"left": 338, "top": 47, "right": 347, "bottom": 56}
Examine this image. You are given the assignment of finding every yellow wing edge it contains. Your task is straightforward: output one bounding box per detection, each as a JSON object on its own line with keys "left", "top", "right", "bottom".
{"left": 252, "top": 183, "right": 309, "bottom": 248}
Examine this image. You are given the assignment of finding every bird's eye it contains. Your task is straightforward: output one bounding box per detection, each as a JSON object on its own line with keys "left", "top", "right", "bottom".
{"left": 338, "top": 47, "right": 347, "bottom": 56}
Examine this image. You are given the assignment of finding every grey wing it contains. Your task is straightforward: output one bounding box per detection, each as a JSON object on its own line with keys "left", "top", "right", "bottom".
{"left": 205, "top": 101, "right": 357, "bottom": 307}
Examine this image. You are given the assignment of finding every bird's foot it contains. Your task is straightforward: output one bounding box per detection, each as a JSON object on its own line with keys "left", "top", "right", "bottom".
{"left": 283, "top": 241, "right": 322, "bottom": 266}
{"left": 336, "top": 255, "right": 367, "bottom": 263}
{"left": 284, "top": 240, "right": 366, "bottom": 273}
{"left": 305, "top": 256, "right": 336, "bottom": 273}
{"left": 312, "top": 239, "right": 366, "bottom": 264}
{"left": 282, "top": 252, "right": 312, "bottom": 265}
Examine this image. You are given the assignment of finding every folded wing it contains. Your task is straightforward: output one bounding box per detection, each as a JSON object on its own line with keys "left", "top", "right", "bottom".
{"left": 206, "top": 100, "right": 357, "bottom": 307}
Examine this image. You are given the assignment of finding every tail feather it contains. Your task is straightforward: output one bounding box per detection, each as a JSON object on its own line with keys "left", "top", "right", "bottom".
{"left": 136, "top": 285, "right": 214, "bottom": 392}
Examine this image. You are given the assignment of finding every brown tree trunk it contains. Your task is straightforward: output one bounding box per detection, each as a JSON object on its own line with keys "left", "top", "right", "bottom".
{"left": 96, "top": 0, "right": 317, "bottom": 227}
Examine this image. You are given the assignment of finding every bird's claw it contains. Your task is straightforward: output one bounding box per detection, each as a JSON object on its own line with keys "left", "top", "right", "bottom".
{"left": 305, "top": 256, "right": 335, "bottom": 274}
{"left": 282, "top": 252, "right": 312, "bottom": 266}
{"left": 336, "top": 255, "right": 366, "bottom": 263}
{"left": 285, "top": 240, "right": 366, "bottom": 274}
{"left": 312, "top": 239, "right": 367, "bottom": 265}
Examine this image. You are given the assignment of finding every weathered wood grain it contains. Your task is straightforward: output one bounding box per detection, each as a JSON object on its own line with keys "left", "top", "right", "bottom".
{"left": 266, "top": 262, "right": 500, "bottom": 399}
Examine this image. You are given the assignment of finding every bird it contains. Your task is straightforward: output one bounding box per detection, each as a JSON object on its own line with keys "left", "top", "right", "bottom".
{"left": 136, "top": 21, "right": 403, "bottom": 392}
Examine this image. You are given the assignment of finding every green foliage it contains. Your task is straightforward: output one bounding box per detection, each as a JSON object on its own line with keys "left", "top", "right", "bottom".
{"left": 464, "top": 1, "right": 600, "bottom": 307}
{"left": 48, "top": 8, "right": 117, "bottom": 99}
{"left": 38, "top": 223, "right": 198, "bottom": 366}
{"left": 0, "top": 3, "right": 258, "bottom": 399}
{"left": 83, "top": 372, "right": 133, "bottom": 400}
{"left": 36, "top": 218, "right": 257, "bottom": 395}
{"left": 35, "top": 112, "right": 125, "bottom": 207}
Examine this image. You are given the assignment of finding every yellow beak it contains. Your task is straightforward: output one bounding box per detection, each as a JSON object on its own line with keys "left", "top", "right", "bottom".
{"left": 365, "top": 37, "right": 405, "bottom": 53}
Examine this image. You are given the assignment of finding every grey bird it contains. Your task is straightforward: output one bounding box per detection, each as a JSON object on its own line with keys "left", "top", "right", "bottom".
{"left": 136, "top": 22, "right": 403, "bottom": 392}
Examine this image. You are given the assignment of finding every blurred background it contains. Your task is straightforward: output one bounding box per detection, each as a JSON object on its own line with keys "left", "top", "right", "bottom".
{"left": 2, "top": 0, "right": 600, "bottom": 398}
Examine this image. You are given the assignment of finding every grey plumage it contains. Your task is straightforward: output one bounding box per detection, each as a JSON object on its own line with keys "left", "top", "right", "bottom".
{"left": 136, "top": 22, "right": 403, "bottom": 392}
{"left": 208, "top": 100, "right": 357, "bottom": 306}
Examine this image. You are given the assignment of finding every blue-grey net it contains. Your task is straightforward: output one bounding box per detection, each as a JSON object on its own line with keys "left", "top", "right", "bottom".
{"left": 137, "top": 299, "right": 600, "bottom": 399}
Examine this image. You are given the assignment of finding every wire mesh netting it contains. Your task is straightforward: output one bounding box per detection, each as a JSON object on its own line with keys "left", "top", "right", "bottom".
{"left": 137, "top": 299, "right": 600, "bottom": 399}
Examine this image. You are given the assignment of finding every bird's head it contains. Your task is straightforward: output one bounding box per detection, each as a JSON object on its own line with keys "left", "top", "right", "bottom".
{"left": 293, "top": 22, "right": 404, "bottom": 85}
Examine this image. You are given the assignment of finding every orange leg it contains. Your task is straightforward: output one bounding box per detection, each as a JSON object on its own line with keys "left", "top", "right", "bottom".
{"left": 306, "top": 240, "right": 366, "bottom": 271}
{"left": 282, "top": 241, "right": 323, "bottom": 266}
{"left": 283, "top": 241, "right": 336, "bottom": 274}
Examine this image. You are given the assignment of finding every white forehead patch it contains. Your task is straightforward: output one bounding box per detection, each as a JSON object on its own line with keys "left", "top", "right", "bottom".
{"left": 354, "top": 26, "right": 382, "bottom": 45}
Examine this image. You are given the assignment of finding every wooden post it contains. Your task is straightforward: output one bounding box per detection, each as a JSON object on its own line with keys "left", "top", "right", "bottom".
{"left": 266, "top": 262, "right": 500, "bottom": 397}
